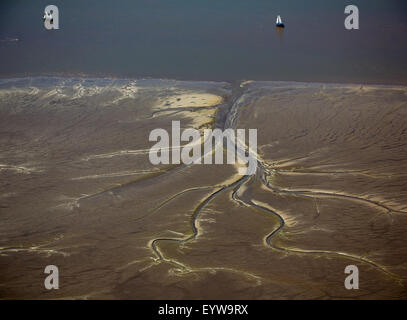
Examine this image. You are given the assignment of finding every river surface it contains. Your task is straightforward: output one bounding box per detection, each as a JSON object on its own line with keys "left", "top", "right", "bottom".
{"left": 1, "top": 0, "right": 407, "bottom": 84}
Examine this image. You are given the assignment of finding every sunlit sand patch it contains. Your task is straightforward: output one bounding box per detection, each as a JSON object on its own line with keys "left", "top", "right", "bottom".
{"left": 155, "top": 92, "right": 223, "bottom": 110}
{"left": 233, "top": 161, "right": 251, "bottom": 177}
{"left": 175, "top": 108, "right": 217, "bottom": 129}
{"left": 240, "top": 80, "right": 254, "bottom": 88}
{"left": 150, "top": 108, "right": 217, "bottom": 129}
{"left": 152, "top": 92, "right": 222, "bottom": 128}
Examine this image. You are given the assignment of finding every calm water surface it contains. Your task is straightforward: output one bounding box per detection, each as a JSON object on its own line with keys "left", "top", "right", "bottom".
{"left": 0, "top": 0, "right": 406, "bottom": 84}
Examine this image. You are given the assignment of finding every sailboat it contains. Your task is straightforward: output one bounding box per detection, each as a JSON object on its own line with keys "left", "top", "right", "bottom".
{"left": 43, "top": 12, "right": 54, "bottom": 24}
{"left": 276, "top": 15, "right": 284, "bottom": 28}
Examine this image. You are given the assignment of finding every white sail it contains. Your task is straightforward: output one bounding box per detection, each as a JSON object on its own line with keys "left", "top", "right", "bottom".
{"left": 276, "top": 15, "right": 282, "bottom": 24}
{"left": 43, "top": 12, "right": 53, "bottom": 21}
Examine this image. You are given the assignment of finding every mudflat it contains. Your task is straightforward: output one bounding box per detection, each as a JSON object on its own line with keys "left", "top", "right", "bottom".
{"left": 0, "top": 78, "right": 406, "bottom": 299}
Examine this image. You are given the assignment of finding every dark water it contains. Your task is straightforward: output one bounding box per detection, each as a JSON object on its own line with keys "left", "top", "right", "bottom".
{"left": 1, "top": 0, "right": 406, "bottom": 84}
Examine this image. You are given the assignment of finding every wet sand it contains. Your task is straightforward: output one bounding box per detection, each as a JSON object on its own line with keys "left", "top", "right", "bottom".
{"left": 0, "top": 78, "right": 406, "bottom": 299}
